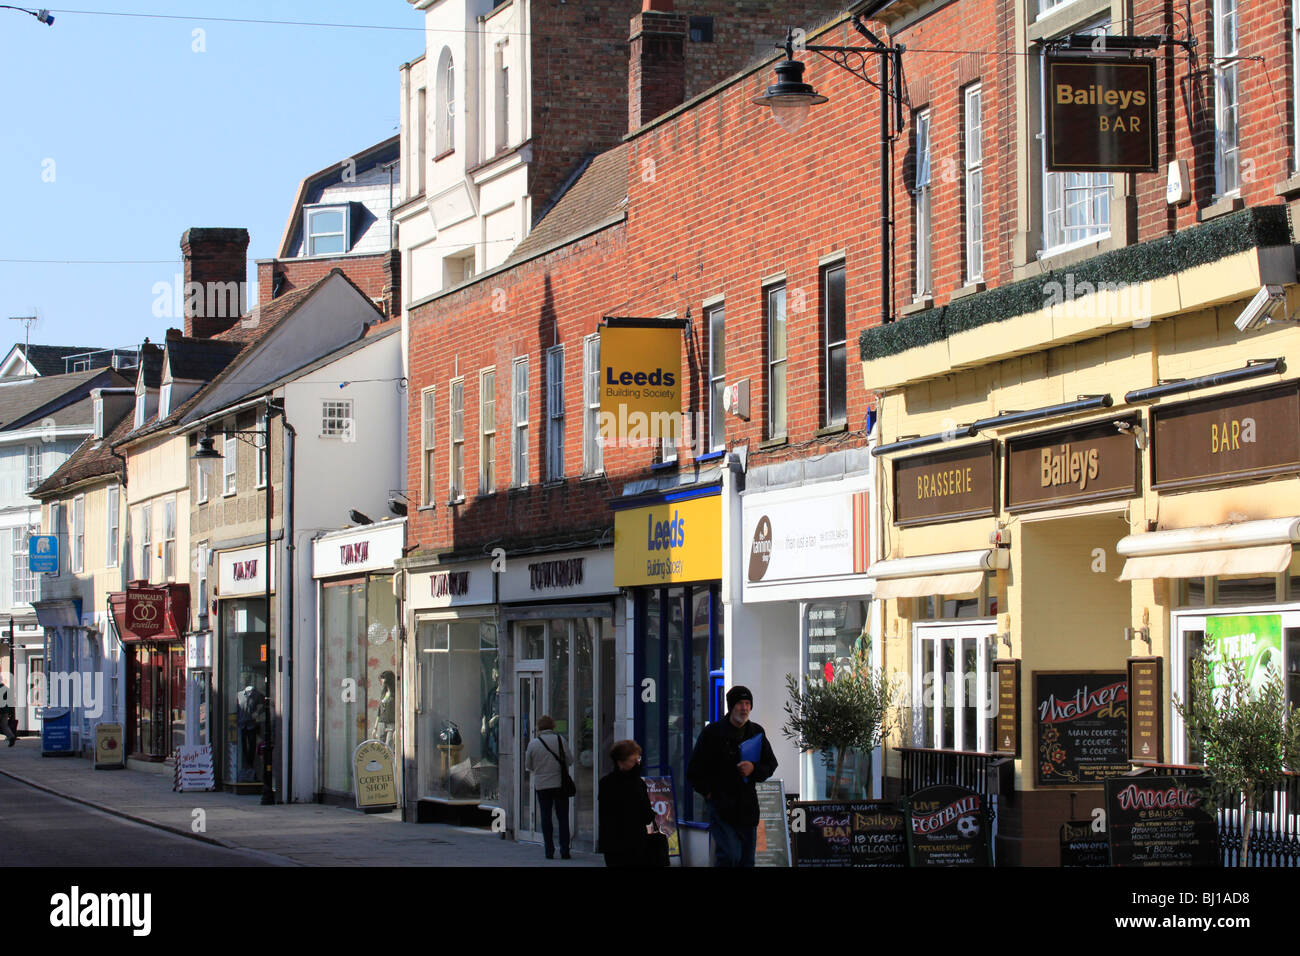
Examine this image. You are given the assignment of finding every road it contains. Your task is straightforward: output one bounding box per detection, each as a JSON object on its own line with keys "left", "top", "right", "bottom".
{"left": 0, "top": 774, "right": 282, "bottom": 866}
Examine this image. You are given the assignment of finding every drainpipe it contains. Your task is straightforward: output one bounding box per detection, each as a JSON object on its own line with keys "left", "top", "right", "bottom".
{"left": 283, "top": 410, "right": 298, "bottom": 803}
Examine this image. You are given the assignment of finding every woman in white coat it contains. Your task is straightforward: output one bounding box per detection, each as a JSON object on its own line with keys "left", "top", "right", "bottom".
{"left": 523, "top": 715, "right": 574, "bottom": 859}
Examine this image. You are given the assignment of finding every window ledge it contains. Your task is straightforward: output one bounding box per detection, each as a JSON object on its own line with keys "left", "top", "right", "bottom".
{"left": 951, "top": 281, "right": 986, "bottom": 300}
{"left": 507, "top": 485, "right": 530, "bottom": 496}
{"left": 759, "top": 436, "right": 788, "bottom": 450}
{"left": 579, "top": 472, "right": 606, "bottom": 483}
{"left": 433, "top": 148, "right": 455, "bottom": 163}
{"left": 475, "top": 491, "right": 497, "bottom": 501}
{"left": 815, "top": 423, "right": 848, "bottom": 438}
{"left": 445, "top": 497, "right": 465, "bottom": 507}
{"left": 1275, "top": 174, "right": 1300, "bottom": 199}
{"left": 649, "top": 459, "right": 679, "bottom": 472}
{"left": 418, "top": 504, "right": 438, "bottom": 513}
{"left": 1199, "top": 195, "right": 1244, "bottom": 222}
{"left": 542, "top": 478, "right": 566, "bottom": 488}
{"left": 695, "top": 450, "right": 725, "bottom": 463}
{"left": 900, "top": 297, "right": 933, "bottom": 317}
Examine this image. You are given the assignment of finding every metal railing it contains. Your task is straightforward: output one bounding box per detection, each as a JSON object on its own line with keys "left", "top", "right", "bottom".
{"left": 896, "top": 747, "right": 1000, "bottom": 796}
{"left": 1132, "top": 763, "right": 1300, "bottom": 867}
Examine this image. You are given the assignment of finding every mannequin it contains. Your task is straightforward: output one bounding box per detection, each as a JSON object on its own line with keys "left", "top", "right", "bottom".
{"left": 236, "top": 671, "right": 264, "bottom": 782}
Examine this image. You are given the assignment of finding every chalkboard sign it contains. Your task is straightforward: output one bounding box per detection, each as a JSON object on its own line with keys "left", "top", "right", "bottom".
{"left": 905, "top": 785, "right": 992, "bottom": 868}
{"left": 786, "top": 800, "right": 907, "bottom": 867}
{"left": 754, "top": 780, "right": 791, "bottom": 867}
{"left": 1106, "top": 775, "right": 1219, "bottom": 867}
{"left": 1033, "top": 671, "right": 1129, "bottom": 786}
{"left": 1060, "top": 819, "right": 1108, "bottom": 867}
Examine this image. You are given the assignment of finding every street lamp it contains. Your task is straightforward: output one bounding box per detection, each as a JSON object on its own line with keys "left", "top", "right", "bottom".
{"left": 0, "top": 5, "right": 54, "bottom": 25}
{"left": 192, "top": 401, "right": 279, "bottom": 806}
{"left": 753, "top": 18, "right": 905, "bottom": 327}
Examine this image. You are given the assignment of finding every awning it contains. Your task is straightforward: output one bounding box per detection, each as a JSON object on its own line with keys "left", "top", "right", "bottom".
{"left": 874, "top": 571, "right": 987, "bottom": 600}
{"left": 870, "top": 548, "right": 1008, "bottom": 600}
{"left": 31, "top": 598, "right": 82, "bottom": 630}
{"left": 1119, "top": 543, "right": 1293, "bottom": 581}
{"left": 1117, "top": 517, "right": 1300, "bottom": 580}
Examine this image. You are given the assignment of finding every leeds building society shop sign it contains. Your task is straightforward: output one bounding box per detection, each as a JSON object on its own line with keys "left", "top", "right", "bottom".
{"left": 1046, "top": 56, "right": 1157, "bottom": 174}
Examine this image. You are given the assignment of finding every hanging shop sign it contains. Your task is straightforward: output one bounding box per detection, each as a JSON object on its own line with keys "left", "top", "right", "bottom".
{"left": 904, "top": 784, "right": 992, "bottom": 867}
{"left": 1105, "top": 775, "right": 1219, "bottom": 867}
{"left": 754, "top": 780, "right": 792, "bottom": 867}
{"left": 498, "top": 548, "right": 614, "bottom": 602}
{"left": 353, "top": 739, "right": 398, "bottom": 812}
{"left": 186, "top": 631, "right": 212, "bottom": 670}
{"left": 1033, "top": 671, "right": 1129, "bottom": 786}
{"left": 94, "top": 722, "right": 124, "bottom": 770}
{"left": 1127, "top": 657, "right": 1163, "bottom": 762}
{"left": 1060, "top": 819, "right": 1109, "bottom": 867}
{"left": 994, "top": 660, "right": 1021, "bottom": 757}
{"left": 1204, "top": 614, "right": 1283, "bottom": 693}
{"left": 406, "top": 559, "right": 494, "bottom": 610}
{"left": 125, "top": 587, "right": 168, "bottom": 639}
{"left": 1006, "top": 418, "right": 1140, "bottom": 513}
{"left": 217, "top": 545, "right": 275, "bottom": 597}
{"left": 1151, "top": 381, "right": 1300, "bottom": 490}
{"left": 893, "top": 442, "right": 998, "bottom": 527}
{"left": 1045, "top": 56, "right": 1157, "bottom": 174}
{"left": 29, "top": 535, "right": 58, "bottom": 574}
{"left": 613, "top": 490, "right": 722, "bottom": 587}
{"left": 787, "top": 799, "right": 908, "bottom": 867}
{"left": 741, "top": 479, "right": 872, "bottom": 602}
{"left": 599, "top": 324, "right": 681, "bottom": 442}
{"left": 312, "top": 520, "right": 406, "bottom": 578}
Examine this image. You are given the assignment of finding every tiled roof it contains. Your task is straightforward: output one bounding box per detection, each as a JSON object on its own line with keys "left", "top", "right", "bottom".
{"left": 505, "top": 144, "right": 628, "bottom": 264}
{"left": 14, "top": 344, "right": 107, "bottom": 376}
{"left": 166, "top": 338, "right": 246, "bottom": 381}
{"left": 0, "top": 368, "right": 126, "bottom": 431}
{"left": 31, "top": 413, "right": 133, "bottom": 498}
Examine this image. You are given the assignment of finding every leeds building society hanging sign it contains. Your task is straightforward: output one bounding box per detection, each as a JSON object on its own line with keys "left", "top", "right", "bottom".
{"left": 1046, "top": 57, "right": 1157, "bottom": 173}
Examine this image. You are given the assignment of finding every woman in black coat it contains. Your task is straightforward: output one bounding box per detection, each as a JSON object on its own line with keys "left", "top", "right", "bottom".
{"left": 598, "top": 739, "right": 657, "bottom": 867}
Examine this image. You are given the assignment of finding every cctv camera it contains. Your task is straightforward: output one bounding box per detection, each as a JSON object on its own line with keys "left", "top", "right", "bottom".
{"left": 1235, "top": 285, "right": 1287, "bottom": 332}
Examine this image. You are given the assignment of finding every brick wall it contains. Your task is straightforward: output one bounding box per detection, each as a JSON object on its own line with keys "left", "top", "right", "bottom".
{"left": 258, "top": 250, "right": 400, "bottom": 318}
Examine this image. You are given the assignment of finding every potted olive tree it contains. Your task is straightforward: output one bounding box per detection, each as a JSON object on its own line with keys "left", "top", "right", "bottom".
{"left": 1173, "top": 650, "right": 1300, "bottom": 866}
{"left": 783, "top": 644, "right": 898, "bottom": 800}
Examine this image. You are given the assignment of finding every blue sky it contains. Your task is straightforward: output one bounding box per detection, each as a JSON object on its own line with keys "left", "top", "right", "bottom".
{"left": 0, "top": 2, "right": 422, "bottom": 351}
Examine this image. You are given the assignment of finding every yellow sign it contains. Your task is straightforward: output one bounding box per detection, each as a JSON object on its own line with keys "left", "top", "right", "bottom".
{"left": 599, "top": 325, "right": 681, "bottom": 442}
{"left": 95, "top": 723, "right": 124, "bottom": 769}
{"left": 614, "top": 494, "right": 722, "bottom": 586}
{"left": 353, "top": 739, "right": 398, "bottom": 811}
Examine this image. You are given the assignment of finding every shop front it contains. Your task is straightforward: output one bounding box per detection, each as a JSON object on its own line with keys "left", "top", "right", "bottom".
{"left": 739, "top": 473, "right": 877, "bottom": 800}
{"left": 614, "top": 483, "right": 723, "bottom": 863}
{"left": 405, "top": 559, "right": 499, "bottom": 819}
{"left": 312, "top": 519, "right": 404, "bottom": 804}
{"left": 107, "top": 583, "right": 191, "bottom": 762}
{"left": 32, "top": 598, "right": 89, "bottom": 754}
{"left": 214, "top": 546, "right": 275, "bottom": 792}
{"left": 499, "top": 547, "right": 618, "bottom": 851}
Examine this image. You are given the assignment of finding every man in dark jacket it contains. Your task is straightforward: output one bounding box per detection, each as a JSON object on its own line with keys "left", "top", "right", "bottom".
{"left": 686, "top": 685, "right": 777, "bottom": 867}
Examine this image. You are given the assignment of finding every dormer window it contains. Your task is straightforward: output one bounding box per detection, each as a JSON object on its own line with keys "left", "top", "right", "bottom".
{"left": 305, "top": 205, "right": 349, "bottom": 256}
{"left": 159, "top": 382, "right": 172, "bottom": 418}
{"left": 134, "top": 389, "right": 146, "bottom": 429}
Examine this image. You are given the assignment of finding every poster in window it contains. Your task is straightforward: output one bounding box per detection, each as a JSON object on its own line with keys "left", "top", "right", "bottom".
{"left": 1033, "top": 671, "right": 1129, "bottom": 787}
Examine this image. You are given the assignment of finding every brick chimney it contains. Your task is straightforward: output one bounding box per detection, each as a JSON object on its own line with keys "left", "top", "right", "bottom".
{"left": 629, "top": 1, "right": 687, "bottom": 133}
{"left": 181, "top": 227, "right": 250, "bottom": 338}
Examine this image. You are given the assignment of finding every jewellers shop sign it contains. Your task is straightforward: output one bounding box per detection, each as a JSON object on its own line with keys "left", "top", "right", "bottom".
{"left": 742, "top": 479, "right": 872, "bottom": 602}
{"left": 1046, "top": 56, "right": 1157, "bottom": 173}
{"left": 125, "top": 587, "right": 169, "bottom": 638}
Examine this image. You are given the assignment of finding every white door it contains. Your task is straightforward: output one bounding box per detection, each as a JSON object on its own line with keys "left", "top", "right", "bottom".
{"left": 912, "top": 622, "right": 997, "bottom": 753}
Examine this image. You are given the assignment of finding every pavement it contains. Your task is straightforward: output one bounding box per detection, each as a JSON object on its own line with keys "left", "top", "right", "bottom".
{"left": 0, "top": 738, "right": 603, "bottom": 867}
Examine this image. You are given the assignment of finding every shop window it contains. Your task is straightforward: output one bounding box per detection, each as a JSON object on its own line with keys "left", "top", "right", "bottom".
{"left": 912, "top": 575, "right": 997, "bottom": 620}
{"left": 634, "top": 584, "right": 723, "bottom": 823}
{"left": 222, "top": 600, "right": 272, "bottom": 785}
{"left": 414, "top": 617, "right": 499, "bottom": 802}
{"left": 1177, "top": 577, "right": 1208, "bottom": 607}
{"left": 803, "top": 601, "right": 874, "bottom": 799}
{"left": 1213, "top": 574, "right": 1278, "bottom": 606}
{"left": 320, "top": 575, "right": 398, "bottom": 796}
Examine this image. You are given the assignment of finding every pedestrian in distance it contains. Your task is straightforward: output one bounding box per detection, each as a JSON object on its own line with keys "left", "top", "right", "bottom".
{"left": 598, "top": 739, "right": 658, "bottom": 867}
{"left": 0, "top": 678, "right": 16, "bottom": 746}
{"left": 523, "top": 715, "right": 574, "bottom": 859}
{"left": 686, "top": 685, "right": 778, "bottom": 867}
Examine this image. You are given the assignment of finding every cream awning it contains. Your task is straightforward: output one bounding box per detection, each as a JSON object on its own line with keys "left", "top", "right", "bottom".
{"left": 873, "top": 570, "right": 987, "bottom": 600}
{"left": 870, "top": 548, "right": 1007, "bottom": 600}
{"left": 1118, "top": 543, "right": 1293, "bottom": 581}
